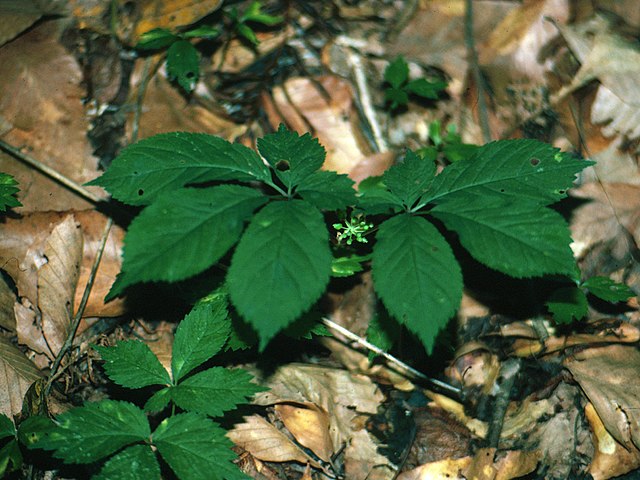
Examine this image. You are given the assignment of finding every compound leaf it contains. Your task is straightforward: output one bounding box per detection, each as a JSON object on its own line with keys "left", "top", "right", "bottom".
{"left": 384, "top": 56, "right": 409, "bottom": 89}
{"left": 582, "top": 276, "right": 636, "bottom": 303}
{"left": 172, "top": 294, "right": 231, "bottom": 383}
{"left": 296, "top": 170, "right": 356, "bottom": 210}
{"left": 257, "top": 125, "right": 326, "bottom": 188}
{"left": 144, "top": 387, "right": 172, "bottom": 413}
{"left": 109, "top": 185, "right": 267, "bottom": 298}
{"left": 546, "top": 287, "right": 588, "bottom": 324}
{"left": 28, "top": 400, "right": 149, "bottom": 464}
{"left": 431, "top": 197, "right": 577, "bottom": 278}
{"left": 94, "top": 444, "right": 160, "bottom": 480}
{"left": 405, "top": 78, "right": 447, "bottom": 99}
{"left": 384, "top": 150, "right": 436, "bottom": 208}
{"left": 94, "top": 341, "right": 170, "bottom": 389}
{"left": 372, "top": 214, "right": 462, "bottom": 353}
{"left": 153, "top": 413, "right": 248, "bottom": 480}
{"left": 424, "top": 139, "right": 593, "bottom": 206}
{"left": 227, "top": 200, "right": 332, "bottom": 349}
{"left": 170, "top": 368, "right": 264, "bottom": 417}
{"left": 88, "top": 133, "right": 270, "bottom": 205}
{"left": 0, "top": 173, "right": 21, "bottom": 212}
{"left": 167, "top": 40, "right": 200, "bottom": 92}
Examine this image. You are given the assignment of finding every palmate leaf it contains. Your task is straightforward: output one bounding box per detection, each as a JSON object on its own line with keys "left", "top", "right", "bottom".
{"left": 167, "top": 40, "right": 200, "bottom": 92}
{"left": 295, "top": 170, "right": 356, "bottom": 210}
{"left": 170, "top": 367, "right": 265, "bottom": 417}
{"left": 383, "top": 150, "right": 436, "bottom": 208}
{"left": 0, "top": 173, "right": 21, "bottom": 212}
{"left": 227, "top": 200, "right": 332, "bottom": 349}
{"left": 546, "top": 287, "right": 588, "bottom": 324}
{"left": 172, "top": 294, "right": 231, "bottom": 383}
{"left": 423, "top": 139, "right": 594, "bottom": 206}
{"left": 109, "top": 185, "right": 267, "bottom": 298}
{"left": 384, "top": 56, "right": 409, "bottom": 89}
{"left": 94, "top": 341, "right": 171, "bottom": 389}
{"left": 94, "top": 444, "right": 160, "bottom": 480}
{"left": 28, "top": 400, "right": 150, "bottom": 464}
{"left": 582, "top": 276, "right": 636, "bottom": 303}
{"left": 153, "top": 413, "right": 248, "bottom": 480}
{"left": 257, "top": 125, "right": 326, "bottom": 188}
{"left": 431, "top": 197, "right": 578, "bottom": 278}
{"left": 87, "top": 133, "right": 270, "bottom": 205}
{"left": 372, "top": 214, "right": 462, "bottom": 353}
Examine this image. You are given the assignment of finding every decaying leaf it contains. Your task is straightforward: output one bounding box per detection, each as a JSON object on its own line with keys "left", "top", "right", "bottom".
{"left": 275, "top": 402, "right": 333, "bottom": 463}
{"left": 0, "top": 335, "right": 42, "bottom": 418}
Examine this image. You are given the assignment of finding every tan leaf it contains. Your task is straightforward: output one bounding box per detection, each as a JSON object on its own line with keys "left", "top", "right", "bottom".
{"left": 0, "top": 276, "right": 17, "bottom": 332}
{"left": 275, "top": 403, "right": 333, "bottom": 462}
{"left": 0, "top": 336, "right": 42, "bottom": 418}
{"left": 397, "top": 456, "right": 471, "bottom": 480}
{"left": 39, "top": 215, "right": 83, "bottom": 357}
{"left": 564, "top": 345, "right": 640, "bottom": 450}
{"left": 227, "top": 414, "right": 319, "bottom": 467}
{"left": 0, "top": 0, "right": 66, "bottom": 47}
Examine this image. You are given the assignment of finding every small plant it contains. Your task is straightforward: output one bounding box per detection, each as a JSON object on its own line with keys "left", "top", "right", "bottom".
{"left": 227, "top": 0, "right": 283, "bottom": 46}
{"left": 88, "top": 125, "right": 599, "bottom": 352}
{"left": 416, "top": 120, "right": 478, "bottom": 163}
{"left": 0, "top": 172, "right": 21, "bottom": 211}
{"left": 384, "top": 56, "right": 448, "bottom": 110}
{"left": 15, "top": 294, "right": 262, "bottom": 479}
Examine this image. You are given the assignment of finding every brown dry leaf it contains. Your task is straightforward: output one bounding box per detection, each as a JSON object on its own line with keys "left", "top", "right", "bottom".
{"left": 0, "top": 335, "right": 42, "bottom": 418}
{"left": 0, "top": 0, "right": 66, "bottom": 47}
{"left": 0, "top": 211, "right": 125, "bottom": 322}
{"left": 0, "top": 276, "right": 17, "bottom": 332}
{"left": 462, "top": 448, "right": 540, "bottom": 480}
{"left": 0, "top": 20, "right": 104, "bottom": 212}
{"left": 127, "top": 62, "right": 245, "bottom": 140}
{"left": 262, "top": 76, "right": 374, "bottom": 175}
{"left": 38, "top": 215, "right": 83, "bottom": 357}
{"left": 253, "top": 363, "right": 383, "bottom": 451}
{"left": 564, "top": 345, "right": 640, "bottom": 450}
{"left": 397, "top": 456, "right": 471, "bottom": 480}
{"left": 585, "top": 402, "right": 640, "bottom": 480}
{"left": 344, "top": 428, "right": 394, "bottom": 480}
{"left": 227, "top": 414, "right": 320, "bottom": 467}
{"left": 275, "top": 402, "right": 333, "bottom": 463}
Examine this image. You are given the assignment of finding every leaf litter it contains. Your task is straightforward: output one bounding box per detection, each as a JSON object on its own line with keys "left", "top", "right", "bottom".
{"left": 0, "top": 0, "right": 639, "bottom": 479}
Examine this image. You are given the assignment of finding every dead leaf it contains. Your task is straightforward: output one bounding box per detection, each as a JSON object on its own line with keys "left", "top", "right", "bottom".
{"left": 0, "top": 335, "right": 42, "bottom": 418}
{"left": 0, "top": 0, "right": 66, "bottom": 47}
{"left": 38, "top": 215, "right": 83, "bottom": 357}
{"left": 564, "top": 345, "right": 640, "bottom": 450}
{"left": 0, "top": 276, "right": 17, "bottom": 332}
{"left": 397, "top": 456, "right": 471, "bottom": 480}
{"left": 275, "top": 402, "right": 333, "bottom": 462}
{"left": 227, "top": 414, "right": 321, "bottom": 467}
{"left": 0, "top": 20, "right": 104, "bottom": 212}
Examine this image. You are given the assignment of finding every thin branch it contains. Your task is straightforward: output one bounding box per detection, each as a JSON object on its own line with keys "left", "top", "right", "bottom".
{"left": 321, "top": 317, "right": 461, "bottom": 398}
{"left": 0, "top": 140, "right": 105, "bottom": 205}
{"left": 464, "top": 0, "right": 492, "bottom": 143}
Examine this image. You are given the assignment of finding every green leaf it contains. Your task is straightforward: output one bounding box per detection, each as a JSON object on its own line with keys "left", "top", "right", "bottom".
{"left": 546, "top": 287, "right": 588, "bottom": 324}
{"left": 94, "top": 341, "right": 171, "bottom": 389}
{"left": 227, "top": 200, "right": 332, "bottom": 349}
{"left": 582, "top": 276, "right": 636, "bottom": 303}
{"left": 153, "top": 413, "right": 248, "bottom": 480}
{"left": 0, "top": 414, "right": 15, "bottom": 439}
{"left": 0, "top": 439, "right": 22, "bottom": 476}
{"left": 17, "top": 415, "right": 55, "bottom": 448}
{"left": 87, "top": 132, "right": 270, "bottom": 205}
{"left": 144, "top": 387, "right": 172, "bottom": 413}
{"left": 135, "top": 28, "right": 178, "bottom": 50}
{"left": 28, "top": 400, "right": 150, "bottom": 464}
{"left": 442, "top": 142, "right": 478, "bottom": 163}
{"left": 385, "top": 88, "right": 408, "bottom": 109}
{"left": 384, "top": 56, "right": 409, "bottom": 89}
{"left": 236, "top": 23, "right": 258, "bottom": 45}
{"left": 170, "top": 368, "right": 264, "bottom": 417}
{"left": 431, "top": 197, "right": 577, "bottom": 278}
{"left": 172, "top": 294, "right": 231, "bottom": 383}
{"left": 384, "top": 150, "right": 436, "bottom": 209}
{"left": 372, "top": 215, "right": 462, "bottom": 353}
{"left": 183, "top": 26, "right": 220, "bottom": 39}
{"left": 0, "top": 173, "right": 21, "bottom": 212}
{"left": 241, "top": 1, "right": 283, "bottom": 25}
{"left": 296, "top": 170, "right": 356, "bottom": 210}
{"left": 167, "top": 40, "right": 200, "bottom": 92}
{"left": 257, "top": 125, "right": 326, "bottom": 189}
{"left": 94, "top": 444, "right": 160, "bottom": 480}
{"left": 331, "top": 254, "right": 371, "bottom": 277}
{"left": 109, "top": 185, "right": 267, "bottom": 298}
{"left": 405, "top": 78, "right": 447, "bottom": 99}
{"left": 357, "top": 177, "right": 403, "bottom": 214}
{"left": 424, "top": 140, "right": 594, "bottom": 206}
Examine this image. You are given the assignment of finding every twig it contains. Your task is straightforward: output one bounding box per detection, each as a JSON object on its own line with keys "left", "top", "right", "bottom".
{"left": 464, "top": 0, "right": 492, "bottom": 143}
{"left": 485, "top": 357, "right": 521, "bottom": 448}
{"left": 321, "top": 317, "right": 461, "bottom": 398}
{"left": 46, "top": 217, "right": 113, "bottom": 394}
{"left": 0, "top": 140, "right": 104, "bottom": 205}
{"left": 131, "top": 56, "right": 162, "bottom": 144}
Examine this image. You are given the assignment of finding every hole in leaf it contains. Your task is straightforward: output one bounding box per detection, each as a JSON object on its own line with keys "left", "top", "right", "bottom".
{"left": 530, "top": 158, "right": 540, "bottom": 166}
{"left": 138, "top": 189, "right": 144, "bottom": 196}
{"left": 557, "top": 189, "right": 565, "bottom": 195}
{"left": 276, "top": 160, "right": 290, "bottom": 171}
{"left": 500, "top": 188, "right": 505, "bottom": 193}
{"left": 185, "top": 71, "right": 195, "bottom": 79}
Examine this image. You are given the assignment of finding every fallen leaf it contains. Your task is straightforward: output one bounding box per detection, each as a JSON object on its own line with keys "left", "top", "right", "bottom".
{"left": 0, "top": 335, "right": 42, "bottom": 418}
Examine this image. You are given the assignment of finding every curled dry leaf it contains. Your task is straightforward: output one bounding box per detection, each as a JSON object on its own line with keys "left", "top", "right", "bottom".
{"left": 0, "top": 335, "right": 42, "bottom": 418}
{"left": 275, "top": 402, "right": 333, "bottom": 463}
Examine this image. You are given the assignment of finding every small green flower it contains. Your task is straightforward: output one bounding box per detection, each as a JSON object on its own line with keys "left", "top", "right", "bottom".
{"left": 333, "top": 216, "right": 374, "bottom": 245}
